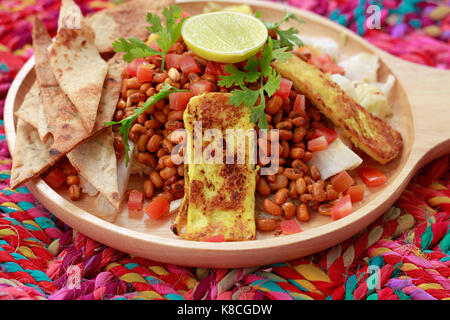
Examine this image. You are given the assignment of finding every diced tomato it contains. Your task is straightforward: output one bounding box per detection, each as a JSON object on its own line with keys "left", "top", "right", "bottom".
{"left": 293, "top": 94, "right": 305, "bottom": 113}
{"left": 204, "top": 234, "right": 225, "bottom": 242}
{"left": 313, "top": 127, "right": 338, "bottom": 144}
{"left": 204, "top": 61, "right": 218, "bottom": 78}
{"left": 180, "top": 55, "right": 200, "bottom": 75}
{"left": 126, "top": 58, "right": 146, "bottom": 77}
{"left": 279, "top": 219, "right": 302, "bottom": 235}
{"left": 43, "top": 168, "right": 66, "bottom": 189}
{"left": 190, "top": 80, "right": 212, "bottom": 96}
{"left": 213, "top": 62, "right": 231, "bottom": 76}
{"left": 331, "top": 171, "right": 354, "bottom": 193}
{"left": 308, "top": 135, "right": 328, "bottom": 152}
{"left": 274, "top": 78, "right": 293, "bottom": 100}
{"left": 345, "top": 184, "right": 365, "bottom": 203}
{"left": 127, "top": 190, "right": 143, "bottom": 211}
{"left": 137, "top": 64, "right": 153, "bottom": 83}
{"left": 308, "top": 54, "right": 344, "bottom": 74}
{"left": 169, "top": 91, "right": 194, "bottom": 110}
{"left": 166, "top": 53, "right": 184, "bottom": 70}
{"left": 357, "top": 167, "right": 387, "bottom": 187}
{"left": 144, "top": 194, "right": 170, "bottom": 219}
{"left": 332, "top": 195, "right": 353, "bottom": 220}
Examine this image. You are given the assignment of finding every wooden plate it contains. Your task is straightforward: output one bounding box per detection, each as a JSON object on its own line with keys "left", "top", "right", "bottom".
{"left": 4, "top": 0, "right": 450, "bottom": 267}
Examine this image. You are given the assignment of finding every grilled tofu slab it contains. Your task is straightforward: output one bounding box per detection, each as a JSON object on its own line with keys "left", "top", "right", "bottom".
{"left": 173, "top": 93, "right": 257, "bottom": 241}
{"left": 272, "top": 55, "right": 403, "bottom": 164}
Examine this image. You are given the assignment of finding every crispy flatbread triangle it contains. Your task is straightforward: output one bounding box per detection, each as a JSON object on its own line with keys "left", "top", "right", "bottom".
{"left": 14, "top": 82, "right": 40, "bottom": 129}
{"left": 10, "top": 119, "right": 54, "bottom": 189}
{"left": 67, "top": 128, "right": 120, "bottom": 210}
{"left": 86, "top": 0, "right": 174, "bottom": 53}
{"left": 33, "top": 17, "right": 91, "bottom": 159}
{"left": 49, "top": 0, "right": 108, "bottom": 132}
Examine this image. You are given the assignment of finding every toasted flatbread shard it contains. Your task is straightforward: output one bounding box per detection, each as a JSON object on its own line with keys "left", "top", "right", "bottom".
{"left": 93, "top": 53, "right": 126, "bottom": 132}
{"left": 33, "top": 17, "right": 90, "bottom": 159}
{"left": 10, "top": 120, "right": 54, "bottom": 189}
{"left": 174, "top": 93, "right": 257, "bottom": 241}
{"left": 86, "top": 0, "right": 174, "bottom": 53}
{"left": 67, "top": 128, "right": 120, "bottom": 209}
{"left": 49, "top": 0, "right": 108, "bottom": 132}
{"left": 272, "top": 56, "right": 403, "bottom": 164}
{"left": 14, "top": 82, "right": 40, "bottom": 129}
{"left": 37, "top": 100, "right": 51, "bottom": 143}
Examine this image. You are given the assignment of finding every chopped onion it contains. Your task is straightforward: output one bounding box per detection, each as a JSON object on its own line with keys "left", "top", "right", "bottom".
{"left": 169, "top": 198, "right": 183, "bottom": 213}
{"left": 308, "top": 138, "right": 362, "bottom": 180}
{"left": 338, "top": 53, "right": 379, "bottom": 83}
{"left": 79, "top": 175, "right": 98, "bottom": 196}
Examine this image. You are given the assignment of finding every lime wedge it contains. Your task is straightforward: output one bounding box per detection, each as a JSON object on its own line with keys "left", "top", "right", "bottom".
{"left": 181, "top": 11, "right": 268, "bottom": 64}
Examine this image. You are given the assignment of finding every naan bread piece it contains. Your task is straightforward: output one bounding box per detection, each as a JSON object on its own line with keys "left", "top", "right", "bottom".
{"left": 67, "top": 128, "right": 120, "bottom": 210}
{"left": 86, "top": 0, "right": 174, "bottom": 53}
{"left": 33, "top": 17, "right": 90, "bottom": 158}
{"left": 49, "top": 0, "right": 108, "bottom": 133}
{"left": 10, "top": 120, "right": 54, "bottom": 189}
{"left": 93, "top": 53, "right": 126, "bottom": 133}
{"left": 37, "top": 101, "right": 51, "bottom": 143}
{"left": 14, "top": 82, "right": 40, "bottom": 129}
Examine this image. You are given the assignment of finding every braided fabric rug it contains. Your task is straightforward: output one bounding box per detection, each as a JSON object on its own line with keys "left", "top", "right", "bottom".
{"left": 0, "top": 0, "right": 449, "bottom": 300}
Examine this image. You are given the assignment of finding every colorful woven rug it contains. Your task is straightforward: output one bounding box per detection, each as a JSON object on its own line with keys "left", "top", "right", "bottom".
{"left": 0, "top": 0, "right": 449, "bottom": 300}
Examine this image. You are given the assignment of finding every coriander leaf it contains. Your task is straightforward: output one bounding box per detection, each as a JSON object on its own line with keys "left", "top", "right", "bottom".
{"left": 251, "top": 92, "right": 269, "bottom": 130}
{"left": 146, "top": 13, "right": 163, "bottom": 34}
{"left": 228, "top": 86, "right": 260, "bottom": 108}
{"left": 263, "top": 68, "right": 281, "bottom": 97}
{"left": 105, "top": 83, "right": 187, "bottom": 166}
{"left": 278, "top": 27, "right": 304, "bottom": 50}
{"left": 244, "top": 56, "right": 259, "bottom": 73}
{"left": 259, "top": 37, "right": 273, "bottom": 76}
{"left": 112, "top": 38, "right": 160, "bottom": 62}
{"left": 218, "top": 64, "right": 260, "bottom": 88}
{"left": 272, "top": 46, "right": 291, "bottom": 62}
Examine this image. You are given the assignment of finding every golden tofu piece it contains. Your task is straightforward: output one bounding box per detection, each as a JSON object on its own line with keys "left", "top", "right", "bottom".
{"left": 272, "top": 55, "right": 402, "bottom": 164}
{"left": 173, "top": 93, "right": 257, "bottom": 241}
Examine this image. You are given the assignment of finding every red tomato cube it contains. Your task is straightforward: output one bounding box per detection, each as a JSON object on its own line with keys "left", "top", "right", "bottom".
{"left": 274, "top": 78, "right": 292, "bottom": 100}
{"left": 169, "top": 92, "right": 194, "bottom": 110}
{"left": 144, "top": 194, "right": 170, "bottom": 219}
{"left": 332, "top": 195, "right": 353, "bottom": 220}
{"left": 331, "top": 171, "right": 354, "bottom": 193}
{"left": 357, "top": 167, "right": 387, "bottom": 187}
{"left": 308, "top": 136, "right": 328, "bottom": 152}
{"left": 190, "top": 80, "right": 212, "bottom": 96}
{"left": 137, "top": 64, "right": 153, "bottom": 83}
{"left": 127, "top": 190, "right": 143, "bottom": 211}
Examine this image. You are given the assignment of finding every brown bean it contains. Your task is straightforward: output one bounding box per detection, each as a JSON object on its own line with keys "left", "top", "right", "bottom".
{"left": 263, "top": 198, "right": 283, "bottom": 216}
{"left": 137, "top": 152, "right": 156, "bottom": 167}
{"left": 117, "top": 99, "right": 126, "bottom": 109}
{"left": 145, "top": 119, "right": 161, "bottom": 130}
{"left": 312, "top": 182, "right": 326, "bottom": 202}
{"left": 303, "top": 151, "right": 313, "bottom": 162}
{"left": 137, "top": 134, "right": 150, "bottom": 152}
{"left": 68, "top": 184, "right": 80, "bottom": 201}
{"left": 275, "top": 121, "right": 292, "bottom": 130}
{"left": 140, "top": 82, "right": 151, "bottom": 93}
{"left": 168, "top": 110, "right": 184, "bottom": 121}
{"left": 256, "top": 177, "right": 271, "bottom": 196}
{"left": 127, "top": 77, "right": 141, "bottom": 89}
{"left": 144, "top": 179, "right": 155, "bottom": 199}
{"left": 162, "top": 139, "right": 174, "bottom": 153}
{"left": 291, "top": 116, "right": 306, "bottom": 127}
{"left": 66, "top": 175, "right": 79, "bottom": 186}
{"left": 273, "top": 188, "right": 289, "bottom": 205}
{"left": 295, "top": 177, "right": 307, "bottom": 195}
{"left": 292, "top": 159, "right": 308, "bottom": 174}
{"left": 326, "top": 186, "right": 339, "bottom": 201}
{"left": 288, "top": 180, "right": 298, "bottom": 198}
{"left": 296, "top": 204, "right": 310, "bottom": 222}
{"left": 171, "top": 179, "right": 185, "bottom": 193}
{"left": 300, "top": 193, "right": 315, "bottom": 205}
{"left": 177, "top": 165, "right": 184, "bottom": 176}
{"left": 279, "top": 130, "right": 293, "bottom": 141}
{"left": 256, "top": 219, "right": 278, "bottom": 232}
{"left": 162, "top": 155, "right": 175, "bottom": 168}
{"left": 310, "top": 165, "right": 321, "bottom": 181}
{"left": 129, "top": 92, "right": 146, "bottom": 104}
{"left": 266, "top": 95, "right": 283, "bottom": 115}
{"left": 268, "top": 174, "right": 289, "bottom": 191}
{"left": 160, "top": 167, "right": 177, "bottom": 180}
{"left": 146, "top": 135, "right": 163, "bottom": 152}
{"left": 282, "top": 202, "right": 295, "bottom": 219}
{"left": 284, "top": 168, "right": 303, "bottom": 180}
{"left": 153, "top": 72, "right": 168, "bottom": 83}
{"left": 292, "top": 127, "right": 306, "bottom": 143}
{"left": 130, "top": 123, "right": 146, "bottom": 135}
{"left": 149, "top": 171, "right": 164, "bottom": 189}
{"left": 154, "top": 110, "right": 167, "bottom": 123}
{"left": 156, "top": 148, "right": 168, "bottom": 158}
{"left": 146, "top": 87, "right": 156, "bottom": 97}
{"left": 318, "top": 204, "right": 333, "bottom": 216}
{"left": 290, "top": 147, "right": 305, "bottom": 160}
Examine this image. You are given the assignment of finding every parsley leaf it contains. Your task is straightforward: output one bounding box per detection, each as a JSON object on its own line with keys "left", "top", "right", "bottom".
{"left": 218, "top": 65, "right": 260, "bottom": 88}
{"left": 113, "top": 4, "right": 186, "bottom": 70}
{"left": 112, "top": 38, "right": 160, "bottom": 62}
{"left": 105, "top": 83, "right": 188, "bottom": 166}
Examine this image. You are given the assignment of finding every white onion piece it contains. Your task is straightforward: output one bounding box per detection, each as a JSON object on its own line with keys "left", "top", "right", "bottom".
{"left": 117, "top": 141, "right": 136, "bottom": 200}
{"left": 79, "top": 175, "right": 99, "bottom": 197}
{"left": 338, "top": 53, "right": 379, "bottom": 83}
{"left": 95, "top": 194, "right": 116, "bottom": 216}
{"left": 169, "top": 198, "right": 183, "bottom": 213}
{"left": 299, "top": 36, "right": 340, "bottom": 61}
{"left": 308, "top": 138, "right": 363, "bottom": 180}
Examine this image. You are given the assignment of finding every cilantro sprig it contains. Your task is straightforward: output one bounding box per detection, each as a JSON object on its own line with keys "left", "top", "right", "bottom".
{"left": 105, "top": 83, "right": 188, "bottom": 165}
{"left": 218, "top": 37, "right": 288, "bottom": 130}
{"left": 112, "top": 4, "right": 186, "bottom": 70}
{"left": 259, "top": 12, "right": 305, "bottom": 50}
